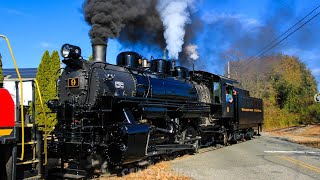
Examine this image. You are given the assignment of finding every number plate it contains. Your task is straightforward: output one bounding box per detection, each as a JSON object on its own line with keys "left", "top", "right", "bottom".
{"left": 68, "top": 78, "right": 79, "bottom": 88}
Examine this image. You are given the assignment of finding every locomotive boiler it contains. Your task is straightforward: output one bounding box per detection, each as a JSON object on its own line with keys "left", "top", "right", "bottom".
{"left": 47, "top": 42, "right": 263, "bottom": 175}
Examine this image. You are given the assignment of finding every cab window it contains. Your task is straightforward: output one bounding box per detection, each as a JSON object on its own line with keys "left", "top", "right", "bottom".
{"left": 212, "top": 81, "right": 221, "bottom": 103}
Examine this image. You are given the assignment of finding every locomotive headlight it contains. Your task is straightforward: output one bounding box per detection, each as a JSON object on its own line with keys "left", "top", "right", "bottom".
{"left": 61, "top": 44, "right": 71, "bottom": 58}
{"left": 61, "top": 44, "right": 82, "bottom": 59}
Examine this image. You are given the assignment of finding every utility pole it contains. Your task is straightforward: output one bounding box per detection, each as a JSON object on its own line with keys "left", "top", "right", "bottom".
{"left": 227, "top": 61, "right": 230, "bottom": 78}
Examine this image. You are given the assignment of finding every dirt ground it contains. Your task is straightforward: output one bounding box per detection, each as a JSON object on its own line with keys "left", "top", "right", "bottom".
{"left": 266, "top": 124, "right": 320, "bottom": 148}
{"left": 98, "top": 161, "right": 192, "bottom": 180}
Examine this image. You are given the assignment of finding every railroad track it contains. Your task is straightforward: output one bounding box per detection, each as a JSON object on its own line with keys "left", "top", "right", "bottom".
{"left": 197, "top": 136, "right": 260, "bottom": 154}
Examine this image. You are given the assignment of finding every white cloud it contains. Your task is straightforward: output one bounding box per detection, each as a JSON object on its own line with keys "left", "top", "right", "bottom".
{"left": 283, "top": 48, "right": 320, "bottom": 59}
{"left": 40, "top": 42, "right": 54, "bottom": 48}
{"left": 202, "top": 12, "right": 262, "bottom": 29}
{"left": 312, "top": 68, "right": 320, "bottom": 76}
{"left": 0, "top": 8, "right": 25, "bottom": 16}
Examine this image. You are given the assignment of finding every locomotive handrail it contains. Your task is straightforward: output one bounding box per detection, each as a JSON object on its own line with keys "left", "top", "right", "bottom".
{"left": 0, "top": 35, "right": 25, "bottom": 160}
{"left": 34, "top": 79, "right": 50, "bottom": 165}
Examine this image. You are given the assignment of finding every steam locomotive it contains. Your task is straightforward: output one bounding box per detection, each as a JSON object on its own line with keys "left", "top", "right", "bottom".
{"left": 47, "top": 43, "right": 263, "bottom": 175}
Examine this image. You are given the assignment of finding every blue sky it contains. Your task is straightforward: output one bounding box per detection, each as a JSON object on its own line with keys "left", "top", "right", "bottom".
{"left": 0, "top": 0, "right": 319, "bottom": 91}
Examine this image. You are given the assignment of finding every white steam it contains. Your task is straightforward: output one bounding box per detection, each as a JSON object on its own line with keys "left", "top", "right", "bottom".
{"left": 185, "top": 44, "right": 199, "bottom": 60}
{"left": 156, "top": 0, "right": 195, "bottom": 59}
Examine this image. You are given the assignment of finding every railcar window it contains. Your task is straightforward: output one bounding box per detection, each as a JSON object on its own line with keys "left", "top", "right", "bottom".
{"left": 213, "top": 81, "right": 221, "bottom": 103}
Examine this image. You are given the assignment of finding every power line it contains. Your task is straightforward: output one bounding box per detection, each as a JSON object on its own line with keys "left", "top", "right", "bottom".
{"left": 237, "top": 4, "right": 320, "bottom": 70}
{"left": 257, "top": 4, "right": 320, "bottom": 55}
{"left": 240, "top": 10, "right": 320, "bottom": 71}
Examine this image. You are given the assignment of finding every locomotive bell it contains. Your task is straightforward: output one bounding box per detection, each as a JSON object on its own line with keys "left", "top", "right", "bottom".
{"left": 92, "top": 43, "right": 107, "bottom": 63}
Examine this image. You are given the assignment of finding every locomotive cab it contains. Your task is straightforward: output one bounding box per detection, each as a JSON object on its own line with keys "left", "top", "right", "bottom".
{"left": 212, "top": 76, "right": 237, "bottom": 118}
{"left": 190, "top": 71, "right": 238, "bottom": 118}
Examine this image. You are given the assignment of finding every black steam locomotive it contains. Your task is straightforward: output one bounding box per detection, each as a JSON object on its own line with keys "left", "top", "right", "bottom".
{"left": 47, "top": 43, "right": 263, "bottom": 175}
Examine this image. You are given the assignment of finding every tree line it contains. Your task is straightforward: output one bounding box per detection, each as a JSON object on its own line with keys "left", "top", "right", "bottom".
{"left": 227, "top": 53, "right": 320, "bottom": 129}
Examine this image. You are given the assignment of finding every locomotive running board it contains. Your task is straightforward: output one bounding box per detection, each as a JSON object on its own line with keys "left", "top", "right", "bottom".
{"left": 146, "top": 144, "right": 195, "bottom": 157}
{"left": 155, "top": 144, "right": 195, "bottom": 151}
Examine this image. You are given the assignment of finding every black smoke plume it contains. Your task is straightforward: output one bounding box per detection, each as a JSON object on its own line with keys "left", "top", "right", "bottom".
{"left": 83, "top": 0, "right": 164, "bottom": 45}
{"left": 83, "top": 0, "right": 200, "bottom": 63}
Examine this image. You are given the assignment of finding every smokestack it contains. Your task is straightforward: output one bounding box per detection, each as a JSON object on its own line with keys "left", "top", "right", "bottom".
{"left": 92, "top": 43, "right": 107, "bottom": 63}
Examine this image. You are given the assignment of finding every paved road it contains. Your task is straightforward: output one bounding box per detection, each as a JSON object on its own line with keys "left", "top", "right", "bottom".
{"left": 170, "top": 135, "right": 320, "bottom": 180}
